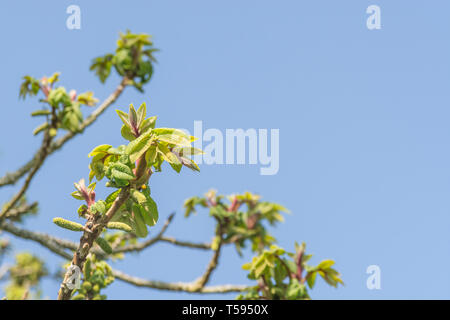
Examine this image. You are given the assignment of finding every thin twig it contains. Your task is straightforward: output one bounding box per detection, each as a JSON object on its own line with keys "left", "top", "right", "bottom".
{"left": 158, "top": 236, "right": 211, "bottom": 250}
{"left": 112, "top": 213, "right": 174, "bottom": 254}
{"left": 5, "top": 202, "right": 38, "bottom": 220}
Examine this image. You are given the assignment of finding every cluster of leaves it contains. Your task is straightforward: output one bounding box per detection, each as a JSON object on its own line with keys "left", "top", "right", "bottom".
{"left": 183, "top": 190, "right": 342, "bottom": 300}
{"left": 184, "top": 190, "right": 288, "bottom": 254}
{"left": 19, "top": 72, "right": 98, "bottom": 135}
{"left": 90, "top": 31, "right": 158, "bottom": 91}
{"left": 4, "top": 253, "right": 47, "bottom": 300}
{"left": 71, "top": 255, "right": 114, "bottom": 300}
{"left": 238, "top": 243, "right": 343, "bottom": 300}
{"left": 54, "top": 103, "right": 200, "bottom": 246}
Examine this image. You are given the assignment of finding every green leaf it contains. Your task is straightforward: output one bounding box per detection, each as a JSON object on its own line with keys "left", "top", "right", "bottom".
{"left": 48, "top": 87, "right": 70, "bottom": 107}
{"left": 132, "top": 204, "right": 148, "bottom": 238}
{"left": 144, "top": 146, "right": 157, "bottom": 166}
{"left": 242, "top": 262, "right": 252, "bottom": 271}
{"left": 125, "top": 130, "right": 153, "bottom": 163}
{"left": 116, "top": 109, "right": 130, "bottom": 127}
{"left": 88, "top": 144, "right": 112, "bottom": 158}
{"left": 111, "top": 168, "right": 135, "bottom": 181}
{"left": 121, "top": 125, "right": 136, "bottom": 141}
{"left": 157, "top": 134, "right": 191, "bottom": 147}
{"left": 105, "top": 190, "right": 120, "bottom": 208}
{"left": 157, "top": 144, "right": 181, "bottom": 166}
{"left": 128, "top": 104, "right": 138, "bottom": 129}
{"left": 136, "top": 102, "right": 146, "bottom": 128}
{"left": 91, "top": 201, "right": 106, "bottom": 214}
{"left": 176, "top": 147, "right": 204, "bottom": 156}
{"left": 180, "top": 157, "right": 200, "bottom": 172}
{"left": 71, "top": 191, "right": 84, "bottom": 201}
{"left": 47, "top": 72, "right": 60, "bottom": 85}
{"left": 140, "top": 116, "right": 156, "bottom": 132}
{"left": 77, "top": 91, "right": 98, "bottom": 106}
{"left": 143, "top": 195, "right": 158, "bottom": 226}
{"left": 95, "top": 237, "right": 112, "bottom": 254}
{"left": 90, "top": 54, "right": 113, "bottom": 83}
{"left": 318, "top": 260, "right": 335, "bottom": 270}
{"left": 307, "top": 271, "right": 317, "bottom": 289}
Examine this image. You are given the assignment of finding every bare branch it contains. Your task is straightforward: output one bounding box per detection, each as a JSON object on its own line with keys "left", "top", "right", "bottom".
{"left": 0, "top": 221, "right": 72, "bottom": 260}
{"left": 191, "top": 228, "right": 224, "bottom": 290}
{"left": 5, "top": 202, "right": 38, "bottom": 220}
{"left": 0, "top": 161, "right": 34, "bottom": 188}
{"left": 112, "top": 213, "right": 174, "bottom": 254}
{"left": 158, "top": 236, "right": 211, "bottom": 250}
{"left": 112, "top": 269, "right": 249, "bottom": 294}
{"left": 113, "top": 214, "right": 211, "bottom": 253}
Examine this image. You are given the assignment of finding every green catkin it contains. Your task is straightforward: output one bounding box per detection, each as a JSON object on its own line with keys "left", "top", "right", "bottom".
{"left": 84, "top": 260, "right": 92, "bottom": 279}
{"left": 95, "top": 237, "right": 113, "bottom": 254}
{"left": 106, "top": 222, "right": 132, "bottom": 232}
{"left": 72, "top": 294, "right": 85, "bottom": 300}
{"left": 53, "top": 217, "right": 84, "bottom": 232}
{"left": 82, "top": 282, "right": 92, "bottom": 291}
{"left": 92, "top": 284, "right": 100, "bottom": 293}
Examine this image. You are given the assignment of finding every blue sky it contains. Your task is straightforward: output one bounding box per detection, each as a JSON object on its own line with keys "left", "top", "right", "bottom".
{"left": 1, "top": 0, "right": 450, "bottom": 299}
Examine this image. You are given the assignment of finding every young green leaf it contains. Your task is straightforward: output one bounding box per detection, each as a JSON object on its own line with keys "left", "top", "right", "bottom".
{"left": 95, "top": 237, "right": 113, "bottom": 255}
{"left": 125, "top": 129, "right": 153, "bottom": 163}
{"left": 136, "top": 102, "right": 146, "bottom": 128}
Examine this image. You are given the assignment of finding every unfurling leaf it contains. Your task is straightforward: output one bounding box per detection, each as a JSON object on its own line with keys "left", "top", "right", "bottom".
{"left": 132, "top": 204, "right": 148, "bottom": 238}
{"left": 125, "top": 129, "right": 153, "bottom": 163}
{"left": 95, "top": 237, "right": 113, "bottom": 254}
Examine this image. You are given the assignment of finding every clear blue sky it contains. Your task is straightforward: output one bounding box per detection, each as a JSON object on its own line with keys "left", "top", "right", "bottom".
{"left": 1, "top": 0, "right": 450, "bottom": 299}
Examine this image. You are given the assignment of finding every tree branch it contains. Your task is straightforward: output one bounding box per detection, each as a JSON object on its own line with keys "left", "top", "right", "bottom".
{"left": 158, "top": 236, "right": 211, "bottom": 250}
{"left": 4, "top": 202, "right": 38, "bottom": 220}
{"left": 0, "top": 132, "right": 53, "bottom": 221}
{"left": 112, "top": 269, "right": 249, "bottom": 294}
{"left": 0, "top": 78, "right": 129, "bottom": 188}
{"left": 0, "top": 220, "right": 250, "bottom": 295}
{"left": 57, "top": 187, "right": 131, "bottom": 300}
{"left": 0, "top": 221, "right": 73, "bottom": 260}
{"left": 191, "top": 228, "right": 224, "bottom": 290}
